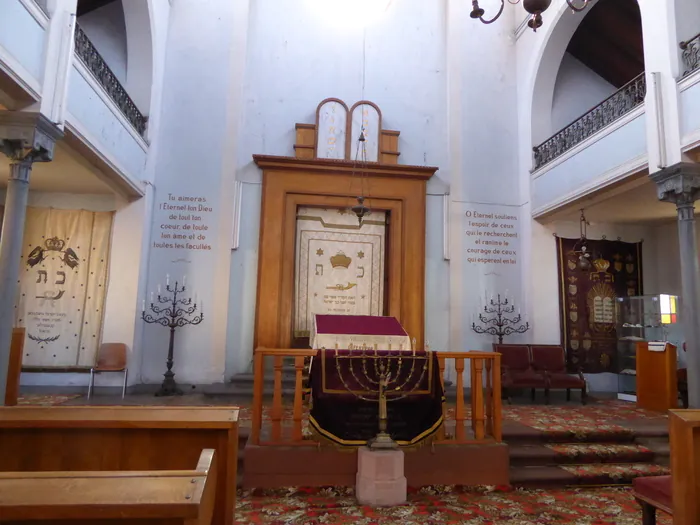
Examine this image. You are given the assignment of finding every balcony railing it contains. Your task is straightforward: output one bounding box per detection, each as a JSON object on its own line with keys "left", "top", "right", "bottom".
{"left": 73, "top": 24, "right": 147, "bottom": 136}
{"left": 680, "top": 32, "right": 700, "bottom": 78}
{"left": 533, "top": 72, "right": 646, "bottom": 170}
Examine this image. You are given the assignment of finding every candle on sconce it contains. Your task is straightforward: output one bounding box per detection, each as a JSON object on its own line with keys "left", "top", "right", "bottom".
{"left": 157, "top": 284, "right": 161, "bottom": 295}
{"left": 166, "top": 274, "right": 170, "bottom": 286}
{"left": 183, "top": 275, "right": 186, "bottom": 287}
{"left": 142, "top": 299, "right": 145, "bottom": 312}
{"left": 194, "top": 293, "right": 198, "bottom": 305}
{"left": 151, "top": 292, "right": 154, "bottom": 303}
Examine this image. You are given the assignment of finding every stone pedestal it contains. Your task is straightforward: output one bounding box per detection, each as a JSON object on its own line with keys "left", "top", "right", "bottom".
{"left": 355, "top": 447, "right": 407, "bottom": 506}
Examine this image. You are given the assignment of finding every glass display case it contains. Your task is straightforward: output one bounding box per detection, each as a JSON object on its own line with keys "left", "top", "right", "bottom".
{"left": 615, "top": 294, "right": 682, "bottom": 401}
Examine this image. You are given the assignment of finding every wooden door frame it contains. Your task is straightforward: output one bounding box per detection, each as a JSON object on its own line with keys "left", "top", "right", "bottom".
{"left": 253, "top": 155, "right": 437, "bottom": 351}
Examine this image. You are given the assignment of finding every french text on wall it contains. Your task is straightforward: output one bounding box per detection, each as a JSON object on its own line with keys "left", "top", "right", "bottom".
{"left": 15, "top": 208, "right": 113, "bottom": 368}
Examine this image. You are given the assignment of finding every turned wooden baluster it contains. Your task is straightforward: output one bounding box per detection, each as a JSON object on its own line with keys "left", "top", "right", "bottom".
{"left": 470, "top": 358, "right": 477, "bottom": 432}
{"left": 472, "top": 358, "right": 485, "bottom": 440}
{"left": 271, "top": 355, "right": 284, "bottom": 442}
{"left": 455, "top": 357, "right": 466, "bottom": 441}
{"left": 251, "top": 349, "right": 265, "bottom": 445}
{"left": 437, "top": 356, "right": 447, "bottom": 440}
{"left": 292, "top": 355, "right": 306, "bottom": 441}
{"left": 492, "top": 353, "right": 502, "bottom": 442}
{"left": 485, "top": 359, "right": 493, "bottom": 436}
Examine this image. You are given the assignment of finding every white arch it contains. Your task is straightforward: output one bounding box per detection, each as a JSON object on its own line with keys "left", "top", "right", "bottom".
{"left": 122, "top": 0, "right": 154, "bottom": 116}
{"left": 526, "top": 0, "right": 602, "bottom": 147}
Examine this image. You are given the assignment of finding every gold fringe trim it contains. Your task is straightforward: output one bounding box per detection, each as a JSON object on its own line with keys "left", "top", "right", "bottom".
{"left": 307, "top": 413, "right": 444, "bottom": 451}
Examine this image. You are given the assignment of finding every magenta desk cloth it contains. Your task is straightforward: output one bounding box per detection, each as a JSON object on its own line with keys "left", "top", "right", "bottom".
{"left": 311, "top": 314, "right": 412, "bottom": 351}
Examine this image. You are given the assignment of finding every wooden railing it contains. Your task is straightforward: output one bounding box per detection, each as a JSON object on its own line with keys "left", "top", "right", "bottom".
{"left": 250, "top": 348, "right": 502, "bottom": 446}
{"left": 436, "top": 351, "right": 502, "bottom": 443}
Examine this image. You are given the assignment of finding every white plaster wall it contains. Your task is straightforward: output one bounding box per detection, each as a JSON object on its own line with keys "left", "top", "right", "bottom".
{"left": 227, "top": 0, "right": 450, "bottom": 376}
{"left": 0, "top": 0, "right": 46, "bottom": 91}
{"left": 141, "top": 0, "right": 250, "bottom": 385}
{"left": 680, "top": 79, "right": 700, "bottom": 145}
{"left": 551, "top": 53, "right": 616, "bottom": 133}
{"left": 675, "top": 0, "right": 700, "bottom": 46}
{"left": 77, "top": 1, "right": 127, "bottom": 84}
{"left": 530, "top": 218, "right": 657, "bottom": 392}
{"left": 531, "top": 112, "right": 648, "bottom": 214}
{"left": 66, "top": 61, "right": 148, "bottom": 183}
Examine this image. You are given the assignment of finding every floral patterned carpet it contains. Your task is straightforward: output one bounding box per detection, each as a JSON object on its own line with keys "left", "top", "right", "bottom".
{"left": 16, "top": 394, "right": 81, "bottom": 406}
{"left": 235, "top": 486, "right": 671, "bottom": 525}
{"left": 545, "top": 443, "right": 653, "bottom": 462}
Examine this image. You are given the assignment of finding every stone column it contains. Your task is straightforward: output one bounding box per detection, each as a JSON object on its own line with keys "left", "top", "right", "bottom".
{"left": 0, "top": 112, "right": 63, "bottom": 405}
{"left": 651, "top": 162, "right": 700, "bottom": 408}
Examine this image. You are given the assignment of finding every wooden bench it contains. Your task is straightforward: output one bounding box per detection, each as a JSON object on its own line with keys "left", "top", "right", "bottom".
{"left": 0, "top": 449, "right": 217, "bottom": 524}
{"left": 0, "top": 406, "right": 239, "bottom": 525}
{"left": 633, "top": 475, "right": 672, "bottom": 525}
{"left": 633, "top": 409, "right": 700, "bottom": 525}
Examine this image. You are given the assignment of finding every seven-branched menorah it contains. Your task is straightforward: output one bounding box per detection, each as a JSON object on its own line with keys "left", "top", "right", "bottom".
{"left": 142, "top": 281, "right": 203, "bottom": 396}
{"left": 331, "top": 342, "right": 432, "bottom": 450}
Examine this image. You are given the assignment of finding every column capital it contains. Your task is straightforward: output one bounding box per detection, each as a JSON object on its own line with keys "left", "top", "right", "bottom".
{"left": 650, "top": 161, "right": 700, "bottom": 206}
{"left": 0, "top": 111, "right": 63, "bottom": 164}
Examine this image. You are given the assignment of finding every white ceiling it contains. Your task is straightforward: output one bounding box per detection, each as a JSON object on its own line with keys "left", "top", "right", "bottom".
{"left": 543, "top": 178, "right": 678, "bottom": 225}
{"left": 0, "top": 140, "right": 115, "bottom": 194}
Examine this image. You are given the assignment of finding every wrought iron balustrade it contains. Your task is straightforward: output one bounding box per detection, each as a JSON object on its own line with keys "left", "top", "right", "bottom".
{"left": 533, "top": 72, "right": 646, "bottom": 170}
{"left": 73, "top": 24, "right": 147, "bottom": 136}
{"left": 680, "top": 32, "right": 700, "bottom": 78}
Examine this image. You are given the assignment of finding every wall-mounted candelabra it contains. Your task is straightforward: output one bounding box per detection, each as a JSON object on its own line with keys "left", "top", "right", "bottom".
{"left": 472, "top": 293, "right": 529, "bottom": 344}
{"left": 142, "top": 275, "right": 203, "bottom": 396}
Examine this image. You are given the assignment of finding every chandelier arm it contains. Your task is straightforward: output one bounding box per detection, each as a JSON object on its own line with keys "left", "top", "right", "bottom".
{"left": 565, "top": 0, "right": 590, "bottom": 12}
{"left": 478, "top": 0, "right": 506, "bottom": 24}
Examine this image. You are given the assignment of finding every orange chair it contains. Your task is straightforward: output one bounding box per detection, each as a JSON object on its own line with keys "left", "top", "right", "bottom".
{"left": 88, "top": 343, "right": 128, "bottom": 399}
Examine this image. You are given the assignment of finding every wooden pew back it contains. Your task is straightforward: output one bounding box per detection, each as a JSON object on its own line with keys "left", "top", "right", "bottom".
{"left": 0, "top": 449, "right": 217, "bottom": 524}
{"left": 670, "top": 409, "right": 700, "bottom": 525}
{"left": 0, "top": 407, "right": 238, "bottom": 525}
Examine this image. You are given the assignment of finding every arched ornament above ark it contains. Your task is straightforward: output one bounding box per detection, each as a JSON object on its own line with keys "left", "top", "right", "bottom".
{"left": 294, "top": 98, "right": 400, "bottom": 165}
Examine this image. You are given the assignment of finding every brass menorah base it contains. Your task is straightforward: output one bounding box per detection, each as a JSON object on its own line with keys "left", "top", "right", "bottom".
{"left": 368, "top": 431, "right": 399, "bottom": 450}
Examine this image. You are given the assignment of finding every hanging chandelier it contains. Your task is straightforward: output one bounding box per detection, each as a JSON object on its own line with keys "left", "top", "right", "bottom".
{"left": 469, "top": 0, "right": 591, "bottom": 31}
{"left": 350, "top": 127, "right": 371, "bottom": 225}
{"left": 572, "top": 209, "right": 591, "bottom": 271}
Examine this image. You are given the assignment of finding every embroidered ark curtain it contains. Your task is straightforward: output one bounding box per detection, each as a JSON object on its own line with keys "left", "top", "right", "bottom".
{"left": 15, "top": 207, "right": 113, "bottom": 367}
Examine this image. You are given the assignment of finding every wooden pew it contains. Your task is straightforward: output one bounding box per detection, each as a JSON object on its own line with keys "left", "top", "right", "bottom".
{"left": 670, "top": 409, "right": 700, "bottom": 525}
{"left": 0, "top": 449, "right": 216, "bottom": 525}
{"left": 0, "top": 449, "right": 217, "bottom": 525}
{"left": 0, "top": 407, "right": 238, "bottom": 525}
{"left": 633, "top": 410, "right": 700, "bottom": 525}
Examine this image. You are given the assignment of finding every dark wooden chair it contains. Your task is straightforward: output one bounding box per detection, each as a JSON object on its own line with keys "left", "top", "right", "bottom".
{"left": 88, "top": 343, "right": 128, "bottom": 399}
{"left": 632, "top": 475, "right": 672, "bottom": 525}
{"left": 493, "top": 344, "right": 547, "bottom": 403}
{"left": 530, "top": 345, "right": 586, "bottom": 404}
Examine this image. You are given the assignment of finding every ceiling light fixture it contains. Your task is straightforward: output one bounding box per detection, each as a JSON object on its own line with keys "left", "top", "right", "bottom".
{"left": 469, "top": 0, "right": 591, "bottom": 31}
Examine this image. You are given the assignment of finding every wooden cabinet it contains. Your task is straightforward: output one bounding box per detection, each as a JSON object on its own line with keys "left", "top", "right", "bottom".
{"left": 637, "top": 341, "right": 678, "bottom": 412}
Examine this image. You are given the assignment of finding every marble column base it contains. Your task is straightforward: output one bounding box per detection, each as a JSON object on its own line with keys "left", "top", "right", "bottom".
{"left": 355, "top": 446, "right": 407, "bottom": 506}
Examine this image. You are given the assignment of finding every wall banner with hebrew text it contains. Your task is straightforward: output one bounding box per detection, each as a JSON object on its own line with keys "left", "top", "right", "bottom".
{"left": 556, "top": 237, "right": 643, "bottom": 374}
{"left": 16, "top": 207, "right": 113, "bottom": 368}
{"left": 294, "top": 207, "right": 386, "bottom": 337}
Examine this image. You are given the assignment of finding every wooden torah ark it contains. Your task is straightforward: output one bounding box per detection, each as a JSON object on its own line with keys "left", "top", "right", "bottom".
{"left": 253, "top": 99, "right": 438, "bottom": 351}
